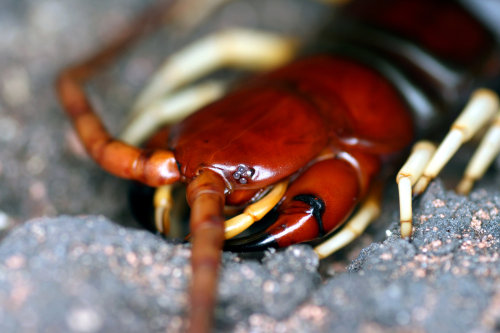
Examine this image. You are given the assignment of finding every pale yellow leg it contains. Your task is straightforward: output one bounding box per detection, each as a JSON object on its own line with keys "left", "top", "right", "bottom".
{"left": 396, "top": 141, "right": 436, "bottom": 238}
{"left": 131, "top": 28, "right": 298, "bottom": 117}
{"left": 224, "top": 180, "right": 288, "bottom": 239}
{"left": 457, "top": 112, "right": 500, "bottom": 195}
{"left": 121, "top": 28, "right": 298, "bottom": 145}
{"left": 120, "top": 81, "right": 227, "bottom": 145}
{"left": 314, "top": 183, "right": 382, "bottom": 259}
{"left": 154, "top": 185, "right": 174, "bottom": 236}
{"left": 413, "top": 89, "right": 499, "bottom": 195}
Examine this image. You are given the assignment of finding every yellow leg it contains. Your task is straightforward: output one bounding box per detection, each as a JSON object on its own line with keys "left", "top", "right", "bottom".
{"left": 224, "top": 180, "right": 288, "bottom": 239}
{"left": 130, "top": 28, "right": 298, "bottom": 118}
{"left": 314, "top": 183, "right": 382, "bottom": 259}
{"left": 413, "top": 89, "right": 499, "bottom": 195}
{"left": 457, "top": 112, "right": 500, "bottom": 194}
{"left": 396, "top": 141, "right": 436, "bottom": 238}
{"left": 120, "top": 81, "right": 227, "bottom": 145}
{"left": 396, "top": 89, "right": 500, "bottom": 239}
{"left": 154, "top": 185, "right": 174, "bottom": 236}
{"left": 120, "top": 28, "right": 298, "bottom": 145}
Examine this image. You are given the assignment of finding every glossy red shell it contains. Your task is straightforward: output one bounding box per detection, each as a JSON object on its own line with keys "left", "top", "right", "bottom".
{"left": 170, "top": 83, "right": 329, "bottom": 189}
{"left": 169, "top": 55, "right": 414, "bottom": 193}
{"left": 169, "top": 56, "right": 413, "bottom": 192}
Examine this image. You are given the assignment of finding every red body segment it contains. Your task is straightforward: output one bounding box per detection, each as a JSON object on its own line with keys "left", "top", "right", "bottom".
{"left": 170, "top": 83, "right": 329, "bottom": 188}
{"left": 270, "top": 158, "right": 362, "bottom": 247}
{"left": 165, "top": 56, "right": 413, "bottom": 246}
{"left": 164, "top": 0, "right": 498, "bottom": 248}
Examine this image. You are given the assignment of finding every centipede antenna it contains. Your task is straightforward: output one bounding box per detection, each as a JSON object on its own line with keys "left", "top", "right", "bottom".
{"left": 413, "top": 89, "right": 499, "bottom": 195}
{"left": 60, "top": 1, "right": 178, "bottom": 83}
{"left": 56, "top": 0, "right": 187, "bottom": 187}
{"left": 396, "top": 141, "right": 436, "bottom": 238}
{"left": 186, "top": 170, "right": 226, "bottom": 333}
{"left": 457, "top": 112, "right": 500, "bottom": 195}
{"left": 224, "top": 180, "right": 288, "bottom": 239}
{"left": 314, "top": 183, "right": 382, "bottom": 259}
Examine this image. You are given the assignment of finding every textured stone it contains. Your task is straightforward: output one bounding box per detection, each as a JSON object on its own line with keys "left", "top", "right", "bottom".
{"left": 1, "top": 181, "right": 500, "bottom": 332}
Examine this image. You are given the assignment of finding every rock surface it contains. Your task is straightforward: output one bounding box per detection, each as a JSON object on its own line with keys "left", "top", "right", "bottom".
{"left": 1, "top": 181, "right": 500, "bottom": 332}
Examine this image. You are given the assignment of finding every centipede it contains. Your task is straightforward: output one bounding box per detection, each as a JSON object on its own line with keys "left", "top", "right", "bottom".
{"left": 56, "top": 0, "right": 500, "bottom": 332}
